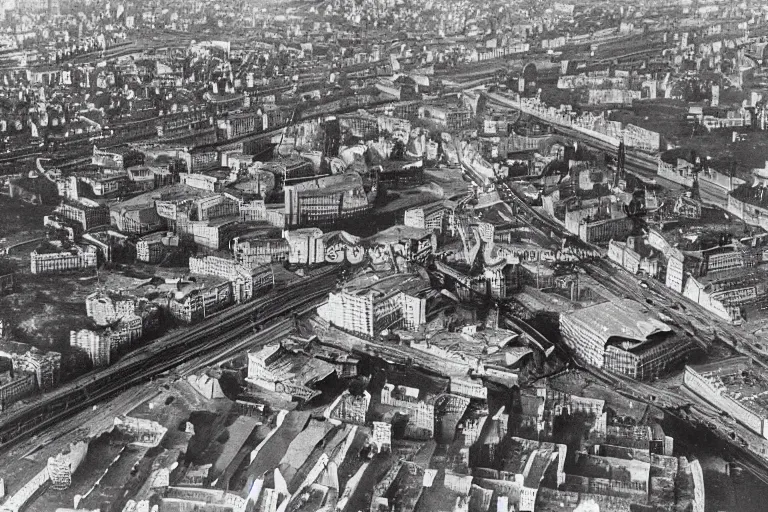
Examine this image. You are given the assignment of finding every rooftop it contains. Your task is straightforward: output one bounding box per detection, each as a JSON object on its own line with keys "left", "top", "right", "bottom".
{"left": 562, "top": 299, "right": 671, "bottom": 346}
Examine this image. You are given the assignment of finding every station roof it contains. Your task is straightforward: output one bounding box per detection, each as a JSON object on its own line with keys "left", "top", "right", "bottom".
{"left": 562, "top": 299, "right": 671, "bottom": 345}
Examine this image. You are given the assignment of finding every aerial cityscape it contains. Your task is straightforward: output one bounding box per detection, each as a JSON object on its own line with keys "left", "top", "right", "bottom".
{"left": 3, "top": 0, "right": 768, "bottom": 511}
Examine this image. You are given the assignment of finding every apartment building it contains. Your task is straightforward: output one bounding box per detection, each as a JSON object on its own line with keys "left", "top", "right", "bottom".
{"left": 70, "top": 329, "right": 112, "bottom": 367}
{"left": 85, "top": 290, "right": 137, "bottom": 326}
{"left": 232, "top": 236, "right": 290, "bottom": 268}
{"left": 54, "top": 198, "right": 109, "bottom": 231}
{"left": 11, "top": 349, "right": 61, "bottom": 391}
{"left": 189, "top": 255, "right": 273, "bottom": 302}
{"left": 0, "top": 370, "right": 37, "bottom": 411}
{"left": 169, "top": 277, "right": 233, "bottom": 323}
{"left": 318, "top": 273, "right": 427, "bottom": 338}
{"left": 30, "top": 242, "right": 98, "bottom": 274}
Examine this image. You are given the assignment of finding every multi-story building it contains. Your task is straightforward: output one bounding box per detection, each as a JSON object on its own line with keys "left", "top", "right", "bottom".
{"left": 0, "top": 271, "right": 14, "bottom": 296}
{"left": 156, "top": 106, "right": 210, "bottom": 139}
{"left": 70, "top": 329, "right": 111, "bottom": 367}
{"left": 666, "top": 252, "right": 686, "bottom": 293}
{"left": 701, "top": 245, "right": 747, "bottom": 275}
{"left": 285, "top": 228, "right": 326, "bottom": 266}
{"left": 339, "top": 111, "right": 379, "bottom": 139}
{"left": 81, "top": 174, "right": 128, "bottom": 197}
{"left": 85, "top": 290, "right": 137, "bottom": 326}
{"left": 404, "top": 202, "right": 447, "bottom": 233}
{"left": 607, "top": 237, "right": 660, "bottom": 277}
{"left": 578, "top": 216, "right": 634, "bottom": 245}
{"left": 318, "top": 273, "right": 427, "bottom": 338}
{"left": 54, "top": 198, "right": 109, "bottom": 231}
{"left": 179, "top": 172, "right": 220, "bottom": 191}
{"left": 232, "top": 236, "right": 290, "bottom": 268}
{"left": 683, "top": 269, "right": 768, "bottom": 323}
{"left": 169, "top": 277, "right": 233, "bottom": 323}
{"left": 189, "top": 255, "right": 273, "bottom": 302}
{"left": 109, "top": 314, "right": 143, "bottom": 350}
{"left": 329, "top": 390, "right": 371, "bottom": 425}
{"left": 11, "top": 349, "right": 61, "bottom": 392}
{"left": 192, "top": 195, "right": 240, "bottom": 221}
{"left": 136, "top": 232, "right": 176, "bottom": 263}
{"left": 284, "top": 173, "right": 372, "bottom": 229}
{"left": 261, "top": 158, "right": 318, "bottom": 185}
{"left": 0, "top": 370, "right": 37, "bottom": 411}
{"left": 219, "top": 110, "right": 263, "bottom": 139}
{"left": 30, "top": 242, "right": 98, "bottom": 274}
{"left": 111, "top": 204, "right": 165, "bottom": 234}
{"left": 560, "top": 300, "right": 699, "bottom": 380}
{"left": 380, "top": 383, "right": 436, "bottom": 438}
{"left": 175, "top": 214, "right": 241, "bottom": 250}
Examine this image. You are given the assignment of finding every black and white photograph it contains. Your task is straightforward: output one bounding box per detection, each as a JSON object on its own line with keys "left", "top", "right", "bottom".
{"left": 0, "top": 0, "right": 765, "bottom": 511}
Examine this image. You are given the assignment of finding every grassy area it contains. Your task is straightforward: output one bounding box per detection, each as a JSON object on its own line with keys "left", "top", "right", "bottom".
{"left": 0, "top": 273, "right": 95, "bottom": 350}
{"left": 0, "top": 194, "right": 52, "bottom": 243}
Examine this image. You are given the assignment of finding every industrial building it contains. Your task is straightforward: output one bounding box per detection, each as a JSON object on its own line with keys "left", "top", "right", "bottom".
{"left": 246, "top": 342, "right": 337, "bottom": 401}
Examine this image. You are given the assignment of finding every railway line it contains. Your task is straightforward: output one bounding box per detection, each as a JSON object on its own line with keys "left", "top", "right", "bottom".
{"left": 173, "top": 299, "right": 327, "bottom": 377}
{"left": 0, "top": 265, "right": 341, "bottom": 454}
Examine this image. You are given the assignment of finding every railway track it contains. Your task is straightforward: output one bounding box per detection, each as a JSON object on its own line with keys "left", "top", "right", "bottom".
{"left": 173, "top": 299, "right": 326, "bottom": 377}
{"left": 0, "top": 266, "right": 341, "bottom": 453}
